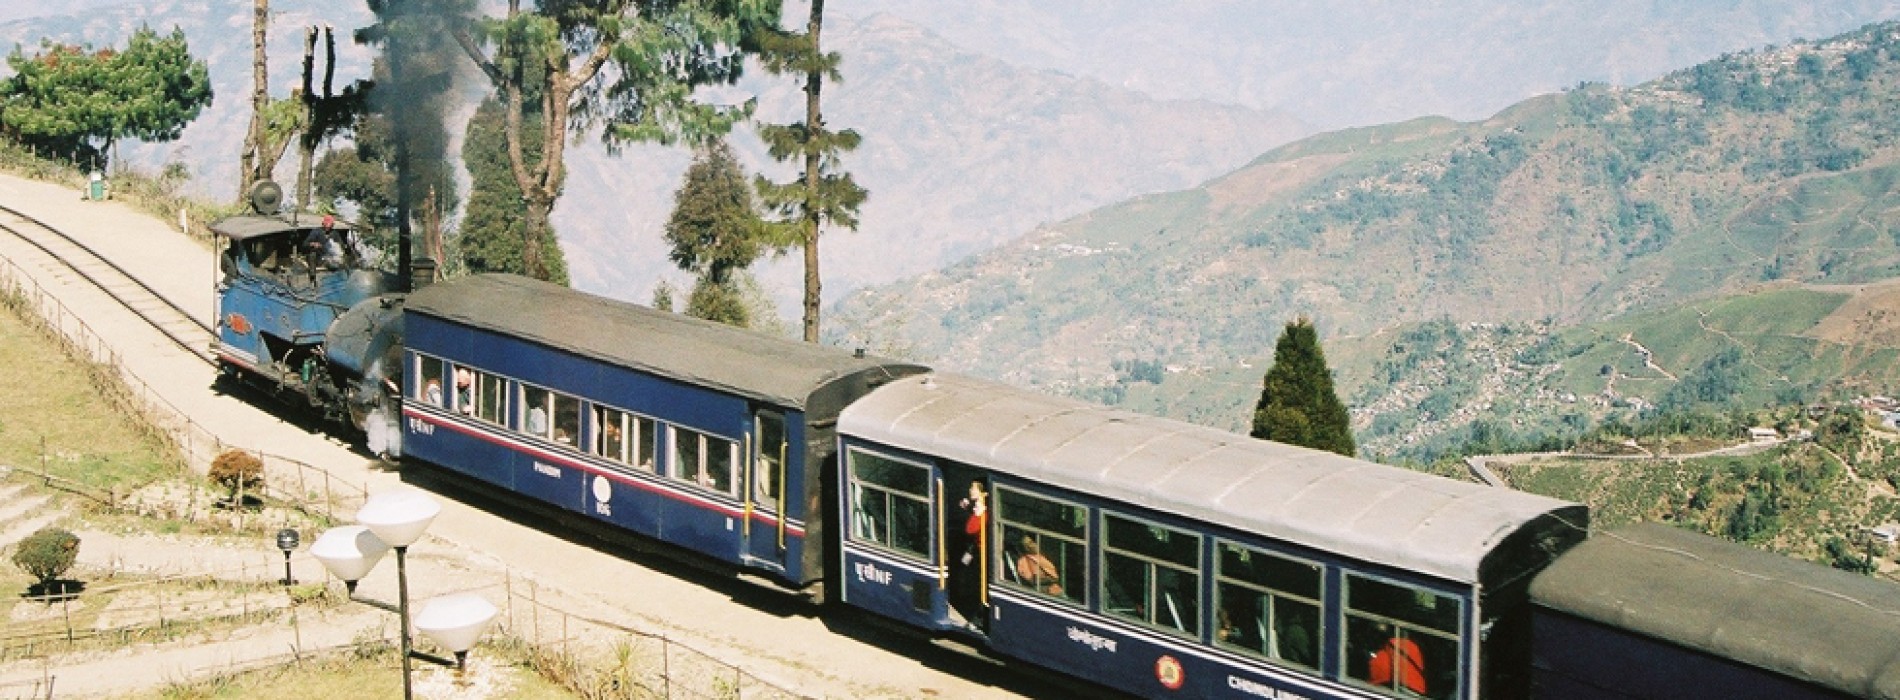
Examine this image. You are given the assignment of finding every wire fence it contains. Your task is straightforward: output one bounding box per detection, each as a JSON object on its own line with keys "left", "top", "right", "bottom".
{"left": 0, "top": 211, "right": 810, "bottom": 698}
{"left": 0, "top": 256, "right": 370, "bottom": 523}
{"left": 0, "top": 554, "right": 808, "bottom": 698}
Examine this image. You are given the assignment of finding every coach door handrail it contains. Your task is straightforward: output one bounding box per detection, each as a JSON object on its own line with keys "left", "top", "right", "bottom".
{"left": 776, "top": 439, "right": 787, "bottom": 551}
{"left": 936, "top": 476, "right": 948, "bottom": 590}
{"left": 743, "top": 433, "right": 754, "bottom": 542}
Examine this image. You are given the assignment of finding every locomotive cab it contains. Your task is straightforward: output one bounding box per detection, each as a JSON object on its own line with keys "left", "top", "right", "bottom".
{"left": 211, "top": 203, "right": 406, "bottom": 452}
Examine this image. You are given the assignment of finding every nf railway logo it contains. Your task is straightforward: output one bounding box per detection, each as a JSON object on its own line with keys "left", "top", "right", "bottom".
{"left": 1155, "top": 654, "right": 1184, "bottom": 690}
{"left": 226, "top": 312, "right": 252, "bottom": 335}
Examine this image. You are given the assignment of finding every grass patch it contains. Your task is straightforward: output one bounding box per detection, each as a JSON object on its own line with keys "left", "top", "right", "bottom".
{"left": 0, "top": 293, "right": 178, "bottom": 495}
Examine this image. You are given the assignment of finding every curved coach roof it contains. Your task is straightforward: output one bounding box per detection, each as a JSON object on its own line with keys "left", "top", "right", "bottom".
{"left": 840, "top": 372, "right": 1584, "bottom": 584}
{"left": 406, "top": 274, "right": 924, "bottom": 410}
{"left": 1532, "top": 522, "right": 1900, "bottom": 698}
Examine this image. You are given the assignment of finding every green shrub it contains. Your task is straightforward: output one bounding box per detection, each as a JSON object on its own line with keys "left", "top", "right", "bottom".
{"left": 12, "top": 526, "right": 80, "bottom": 588}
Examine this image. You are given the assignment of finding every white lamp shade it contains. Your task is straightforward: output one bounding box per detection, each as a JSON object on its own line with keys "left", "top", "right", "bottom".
{"left": 414, "top": 593, "right": 499, "bottom": 653}
{"left": 309, "top": 525, "right": 389, "bottom": 583}
{"left": 357, "top": 489, "right": 441, "bottom": 547}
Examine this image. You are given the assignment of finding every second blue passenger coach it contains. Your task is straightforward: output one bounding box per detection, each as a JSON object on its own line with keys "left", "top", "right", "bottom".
{"left": 836, "top": 372, "right": 1587, "bottom": 699}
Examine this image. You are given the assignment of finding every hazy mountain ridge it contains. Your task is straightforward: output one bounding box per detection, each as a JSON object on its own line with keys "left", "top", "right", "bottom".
{"left": 11, "top": 3, "right": 1899, "bottom": 315}
{"left": 859, "top": 0, "right": 1900, "bottom": 128}
{"left": 828, "top": 21, "right": 1900, "bottom": 447}
{"left": 561, "top": 12, "right": 1308, "bottom": 308}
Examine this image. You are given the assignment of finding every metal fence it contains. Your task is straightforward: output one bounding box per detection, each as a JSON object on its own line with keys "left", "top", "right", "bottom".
{"left": 0, "top": 256, "right": 369, "bottom": 522}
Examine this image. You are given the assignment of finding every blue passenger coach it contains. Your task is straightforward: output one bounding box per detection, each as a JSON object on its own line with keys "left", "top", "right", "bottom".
{"left": 400, "top": 274, "right": 925, "bottom": 585}
{"left": 836, "top": 373, "right": 1587, "bottom": 699}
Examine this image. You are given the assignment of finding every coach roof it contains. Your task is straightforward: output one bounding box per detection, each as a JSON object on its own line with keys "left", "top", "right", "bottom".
{"left": 406, "top": 274, "right": 922, "bottom": 410}
{"left": 840, "top": 372, "right": 1585, "bottom": 584}
{"left": 1532, "top": 522, "right": 1900, "bottom": 698}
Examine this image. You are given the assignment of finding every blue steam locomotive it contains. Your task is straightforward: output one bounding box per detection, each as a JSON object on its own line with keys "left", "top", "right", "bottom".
{"left": 210, "top": 199, "right": 1900, "bottom": 699}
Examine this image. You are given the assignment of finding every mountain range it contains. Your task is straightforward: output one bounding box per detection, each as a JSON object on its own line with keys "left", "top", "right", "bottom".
{"left": 826, "top": 21, "right": 1900, "bottom": 458}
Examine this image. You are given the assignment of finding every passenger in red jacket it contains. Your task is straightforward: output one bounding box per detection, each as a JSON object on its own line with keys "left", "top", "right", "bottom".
{"left": 1369, "top": 631, "right": 1427, "bottom": 695}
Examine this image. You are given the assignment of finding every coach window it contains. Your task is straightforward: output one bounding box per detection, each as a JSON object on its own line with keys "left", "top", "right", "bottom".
{"left": 995, "top": 486, "right": 1087, "bottom": 605}
{"left": 634, "top": 417, "right": 657, "bottom": 471}
{"left": 595, "top": 407, "right": 628, "bottom": 462}
{"left": 845, "top": 448, "right": 931, "bottom": 559}
{"left": 1214, "top": 541, "right": 1322, "bottom": 671}
{"left": 474, "top": 371, "right": 505, "bottom": 425}
{"left": 1344, "top": 574, "right": 1461, "bottom": 699}
{"left": 552, "top": 394, "right": 580, "bottom": 448}
{"left": 521, "top": 386, "right": 552, "bottom": 439}
{"left": 671, "top": 428, "right": 736, "bottom": 495}
{"left": 1101, "top": 513, "right": 1201, "bottom": 637}
{"left": 412, "top": 355, "right": 445, "bottom": 407}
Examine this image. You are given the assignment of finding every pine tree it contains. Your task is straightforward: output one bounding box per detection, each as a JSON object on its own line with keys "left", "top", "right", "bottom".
{"left": 665, "top": 138, "right": 769, "bottom": 327}
{"left": 755, "top": 0, "right": 868, "bottom": 341}
{"left": 1252, "top": 317, "right": 1357, "bottom": 457}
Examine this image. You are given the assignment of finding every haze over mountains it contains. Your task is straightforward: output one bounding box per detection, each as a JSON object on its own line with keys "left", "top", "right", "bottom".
{"left": 5, "top": 1, "right": 1898, "bottom": 315}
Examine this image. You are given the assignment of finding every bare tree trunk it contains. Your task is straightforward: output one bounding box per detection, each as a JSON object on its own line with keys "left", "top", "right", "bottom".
{"left": 800, "top": 0, "right": 827, "bottom": 342}
{"left": 450, "top": 0, "right": 613, "bottom": 283}
{"left": 239, "top": 0, "right": 269, "bottom": 202}
{"left": 295, "top": 26, "right": 317, "bottom": 206}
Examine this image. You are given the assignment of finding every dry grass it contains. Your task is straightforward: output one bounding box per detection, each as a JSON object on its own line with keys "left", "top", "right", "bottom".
{"left": 0, "top": 291, "right": 177, "bottom": 494}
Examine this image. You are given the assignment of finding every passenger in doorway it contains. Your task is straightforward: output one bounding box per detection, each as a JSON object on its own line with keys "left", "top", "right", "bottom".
{"left": 948, "top": 480, "right": 989, "bottom": 630}
{"left": 1016, "top": 536, "right": 1062, "bottom": 596}
{"left": 1368, "top": 626, "right": 1427, "bottom": 696}
{"left": 959, "top": 480, "right": 988, "bottom": 562}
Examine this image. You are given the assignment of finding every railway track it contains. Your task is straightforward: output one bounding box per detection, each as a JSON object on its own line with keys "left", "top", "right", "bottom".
{"left": 0, "top": 203, "right": 215, "bottom": 365}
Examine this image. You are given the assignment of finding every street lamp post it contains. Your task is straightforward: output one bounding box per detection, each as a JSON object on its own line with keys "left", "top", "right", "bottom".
{"left": 312, "top": 489, "right": 493, "bottom": 700}
{"left": 357, "top": 489, "right": 439, "bottom": 700}
{"left": 275, "top": 528, "right": 299, "bottom": 585}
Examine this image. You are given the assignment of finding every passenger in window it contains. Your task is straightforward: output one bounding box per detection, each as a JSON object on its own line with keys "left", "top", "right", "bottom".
{"left": 1217, "top": 600, "right": 1262, "bottom": 651}
{"left": 1276, "top": 603, "right": 1318, "bottom": 667}
{"left": 1368, "top": 625, "right": 1427, "bottom": 696}
{"left": 527, "top": 404, "right": 548, "bottom": 435}
{"left": 454, "top": 369, "right": 473, "bottom": 414}
{"left": 1015, "top": 536, "right": 1062, "bottom": 596}
{"left": 423, "top": 378, "right": 442, "bottom": 405}
{"left": 600, "top": 421, "right": 623, "bottom": 458}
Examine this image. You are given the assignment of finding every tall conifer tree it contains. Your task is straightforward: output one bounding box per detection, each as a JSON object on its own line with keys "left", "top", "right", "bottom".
{"left": 1252, "top": 317, "right": 1356, "bottom": 457}
{"left": 755, "top": 0, "right": 867, "bottom": 341}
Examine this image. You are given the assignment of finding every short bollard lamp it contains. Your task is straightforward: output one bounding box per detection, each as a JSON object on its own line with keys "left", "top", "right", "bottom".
{"left": 312, "top": 489, "right": 487, "bottom": 700}
{"left": 275, "top": 528, "right": 299, "bottom": 585}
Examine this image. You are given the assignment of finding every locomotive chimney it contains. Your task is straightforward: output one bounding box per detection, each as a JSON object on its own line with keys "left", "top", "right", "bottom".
{"left": 410, "top": 257, "right": 437, "bottom": 291}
